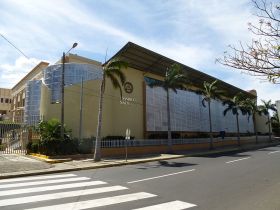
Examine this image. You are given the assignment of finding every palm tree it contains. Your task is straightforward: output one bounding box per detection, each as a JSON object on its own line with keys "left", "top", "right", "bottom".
{"left": 271, "top": 111, "right": 280, "bottom": 137}
{"left": 223, "top": 93, "right": 248, "bottom": 146}
{"left": 258, "top": 100, "right": 277, "bottom": 142}
{"left": 200, "top": 80, "right": 224, "bottom": 150}
{"left": 242, "top": 98, "right": 262, "bottom": 144}
{"left": 148, "top": 63, "right": 188, "bottom": 153}
{"left": 94, "top": 58, "right": 127, "bottom": 161}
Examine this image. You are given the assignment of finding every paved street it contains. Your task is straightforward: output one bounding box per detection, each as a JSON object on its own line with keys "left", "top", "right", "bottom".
{"left": 0, "top": 154, "right": 52, "bottom": 174}
{"left": 1, "top": 145, "right": 280, "bottom": 209}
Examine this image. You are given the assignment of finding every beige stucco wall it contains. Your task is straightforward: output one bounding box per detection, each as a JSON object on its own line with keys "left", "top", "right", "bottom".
{"left": 0, "top": 88, "right": 12, "bottom": 117}
{"left": 40, "top": 66, "right": 145, "bottom": 139}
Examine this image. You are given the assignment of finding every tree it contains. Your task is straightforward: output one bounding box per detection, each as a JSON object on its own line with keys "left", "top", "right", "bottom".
{"left": 223, "top": 93, "right": 248, "bottom": 146}
{"left": 148, "top": 63, "right": 188, "bottom": 153}
{"left": 217, "top": 0, "right": 280, "bottom": 83}
{"left": 271, "top": 110, "right": 280, "bottom": 136}
{"left": 94, "top": 58, "right": 127, "bottom": 161}
{"left": 243, "top": 98, "right": 262, "bottom": 144}
{"left": 200, "top": 80, "right": 224, "bottom": 149}
{"left": 258, "top": 99, "right": 277, "bottom": 141}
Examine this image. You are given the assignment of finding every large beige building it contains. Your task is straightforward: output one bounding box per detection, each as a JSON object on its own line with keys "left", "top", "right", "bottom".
{"left": 0, "top": 88, "right": 12, "bottom": 120}
{"left": 39, "top": 42, "right": 263, "bottom": 139}
{"left": 11, "top": 61, "right": 49, "bottom": 123}
{"left": 11, "top": 42, "right": 270, "bottom": 139}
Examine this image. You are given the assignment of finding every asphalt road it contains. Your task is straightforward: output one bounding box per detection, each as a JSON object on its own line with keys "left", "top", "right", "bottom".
{"left": 1, "top": 145, "right": 280, "bottom": 210}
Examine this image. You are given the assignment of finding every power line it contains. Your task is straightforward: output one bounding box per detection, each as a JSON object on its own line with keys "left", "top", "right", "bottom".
{"left": 0, "top": 33, "right": 30, "bottom": 59}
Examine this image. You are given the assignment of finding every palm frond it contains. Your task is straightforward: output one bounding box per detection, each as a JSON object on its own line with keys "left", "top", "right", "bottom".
{"left": 109, "top": 75, "right": 123, "bottom": 99}
{"left": 223, "top": 107, "right": 231, "bottom": 116}
{"left": 102, "top": 57, "right": 128, "bottom": 98}
{"left": 107, "top": 68, "right": 126, "bottom": 85}
{"left": 202, "top": 98, "right": 208, "bottom": 107}
{"left": 147, "top": 79, "right": 164, "bottom": 88}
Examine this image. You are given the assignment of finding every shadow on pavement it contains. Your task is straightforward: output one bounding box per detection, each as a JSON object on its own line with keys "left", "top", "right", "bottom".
{"left": 136, "top": 160, "right": 197, "bottom": 170}
{"left": 194, "top": 150, "right": 251, "bottom": 158}
{"left": 158, "top": 160, "right": 197, "bottom": 167}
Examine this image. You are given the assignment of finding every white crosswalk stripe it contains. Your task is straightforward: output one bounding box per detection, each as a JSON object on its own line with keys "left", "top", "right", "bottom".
{"left": 0, "top": 180, "right": 106, "bottom": 196}
{"left": 133, "top": 200, "right": 197, "bottom": 210}
{"left": 0, "top": 185, "right": 127, "bottom": 207}
{"left": 0, "top": 177, "right": 90, "bottom": 189}
{"left": 25, "top": 192, "right": 157, "bottom": 210}
{"left": 0, "top": 173, "right": 77, "bottom": 183}
{"left": 0, "top": 174, "right": 197, "bottom": 210}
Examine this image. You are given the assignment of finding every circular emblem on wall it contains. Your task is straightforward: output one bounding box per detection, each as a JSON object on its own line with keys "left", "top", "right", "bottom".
{"left": 124, "top": 82, "right": 133, "bottom": 94}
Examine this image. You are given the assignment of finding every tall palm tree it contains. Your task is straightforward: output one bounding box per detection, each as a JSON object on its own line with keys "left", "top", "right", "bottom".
{"left": 243, "top": 98, "right": 262, "bottom": 144}
{"left": 94, "top": 58, "right": 127, "bottom": 161}
{"left": 258, "top": 100, "right": 277, "bottom": 142}
{"left": 223, "top": 93, "right": 248, "bottom": 146}
{"left": 200, "top": 80, "right": 224, "bottom": 150}
{"left": 148, "top": 63, "right": 188, "bottom": 153}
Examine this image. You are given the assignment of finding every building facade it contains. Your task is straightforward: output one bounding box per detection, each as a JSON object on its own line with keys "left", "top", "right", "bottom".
{"left": 38, "top": 42, "right": 261, "bottom": 139}
{"left": 0, "top": 88, "right": 12, "bottom": 120}
{"left": 11, "top": 61, "right": 49, "bottom": 123}
{"left": 10, "top": 42, "right": 271, "bottom": 139}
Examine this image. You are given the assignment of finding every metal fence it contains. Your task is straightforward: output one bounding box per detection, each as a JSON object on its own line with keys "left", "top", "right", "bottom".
{"left": 99, "top": 136, "right": 270, "bottom": 148}
{"left": 0, "top": 119, "right": 39, "bottom": 154}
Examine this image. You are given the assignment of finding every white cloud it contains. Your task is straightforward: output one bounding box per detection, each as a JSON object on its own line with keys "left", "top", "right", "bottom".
{"left": 0, "top": 56, "right": 41, "bottom": 88}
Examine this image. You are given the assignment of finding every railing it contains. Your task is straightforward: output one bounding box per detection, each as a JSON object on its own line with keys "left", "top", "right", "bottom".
{"left": 0, "top": 122, "right": 35, "bottom": 154}
{"left": 99, "top": 136, "right": 271, "bottom": 148}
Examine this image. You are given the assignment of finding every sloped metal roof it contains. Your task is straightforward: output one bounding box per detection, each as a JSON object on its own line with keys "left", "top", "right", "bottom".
{"left": 108, "top": 42, "right": 255, "bottom": 98}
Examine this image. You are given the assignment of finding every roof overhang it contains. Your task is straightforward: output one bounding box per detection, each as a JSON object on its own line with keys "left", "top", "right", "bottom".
{"left": 107, "top": 42, "right": 255, "bottom": 98}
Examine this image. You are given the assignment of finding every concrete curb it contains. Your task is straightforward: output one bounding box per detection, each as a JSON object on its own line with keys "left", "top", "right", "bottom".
{"left": 0, "top": 142, "right": 279, "bottom": 179}
{"left": 0, "top": 155, "right": 185, "bottom": 179}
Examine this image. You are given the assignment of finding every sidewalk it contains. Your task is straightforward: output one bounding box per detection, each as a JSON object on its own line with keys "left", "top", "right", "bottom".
{"left": 0, "top": 141, "right": 279, "bottom": 179}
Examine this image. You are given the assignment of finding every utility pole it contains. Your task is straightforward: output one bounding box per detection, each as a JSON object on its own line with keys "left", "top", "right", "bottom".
{"left": 60, "top": 43, "right": 78, "bottom": 140}
{"left": 79, "top": 77, "right": 84, "bottom": 141}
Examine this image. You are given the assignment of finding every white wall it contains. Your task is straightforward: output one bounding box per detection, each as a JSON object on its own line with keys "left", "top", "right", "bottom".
{"left": 146, "top": 86, "right": 254, "bottom": 133}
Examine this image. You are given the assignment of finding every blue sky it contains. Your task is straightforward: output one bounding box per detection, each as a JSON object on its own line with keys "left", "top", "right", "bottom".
{"left": 0, "top": 0, "right": 279, "bottom": 104}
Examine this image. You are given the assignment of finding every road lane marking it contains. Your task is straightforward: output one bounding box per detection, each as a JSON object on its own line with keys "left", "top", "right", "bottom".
{"left": 132, "top": 200, "right": 197, "bottom": 209}
{"left": 268, "top": 150, "right": 280, "bottom": 154}
{"left": 25, "top": 192, "right": 157, "bottom": 210}
{"left": 0, "top": 181, "right": 106, "bottom": 197}
{"left": 127, "top": 169, "right": 195, "bottom": 184}
{"left": 0, "top": 174, "right": 77, "bottom": 183}
{"left": 0, "top": 177, "right": 90, "bottom": 189}
{"left": 0, "top": 185, "right": 127, "bottom": 207}
{"left": 226, "top": 157, "right": 251, "bottom": 164}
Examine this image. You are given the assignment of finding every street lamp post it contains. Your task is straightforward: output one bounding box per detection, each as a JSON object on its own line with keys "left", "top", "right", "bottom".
{"left": 61, "top": 43, "right": 78, "bottom": 140}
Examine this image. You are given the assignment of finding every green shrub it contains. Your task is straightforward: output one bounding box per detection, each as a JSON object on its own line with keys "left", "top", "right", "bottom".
{"left": 272, "top": 128, "right": 280, "bottom": 137}
{"left": 78, "top": 137, "right": 94, "bottom": 154}
{"left": 37, "top": 139, "right": 78, "bottom": 156}
{"left": 0, "top": 143, "right": 7, "bottom": 151}
{"left": 27, "top": 142, "right": 39, "bottom": 154}
{"left": 102, "top": 136, "right": 125, "bottom": 140}
{"left": 34, "top": 118, "right": 77, "bottom": 156}
{"left": 102, "top": 135, "right": 135, "bottom": 140}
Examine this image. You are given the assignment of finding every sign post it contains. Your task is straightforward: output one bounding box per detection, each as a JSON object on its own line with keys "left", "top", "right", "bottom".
{"left": 125, "top": 128, "right": 131, "bottom": 162}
